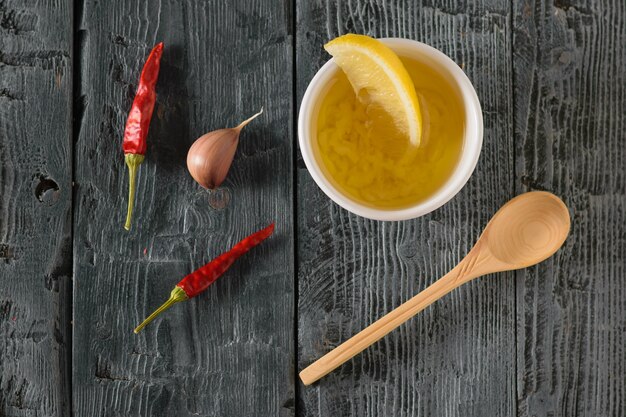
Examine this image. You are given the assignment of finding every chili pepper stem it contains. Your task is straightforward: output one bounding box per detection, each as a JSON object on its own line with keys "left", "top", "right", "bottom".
{"left": 134, "top": 286, "right": 189, "bottom": 333}
{"left": 124, "top": 153, "right": 145, "bottom": 231}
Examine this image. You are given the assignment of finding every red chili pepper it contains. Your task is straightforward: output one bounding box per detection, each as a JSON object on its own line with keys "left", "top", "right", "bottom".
{"left": 133, "top": 223, "right": 275, "bottom": 333}
{"left": 123, "top": 42, "right": 164, "bottom": 230}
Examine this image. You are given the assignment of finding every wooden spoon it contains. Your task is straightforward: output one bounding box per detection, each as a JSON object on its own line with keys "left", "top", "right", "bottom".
{"left": 300, "top": 191, "right": 570, "bottom": 385}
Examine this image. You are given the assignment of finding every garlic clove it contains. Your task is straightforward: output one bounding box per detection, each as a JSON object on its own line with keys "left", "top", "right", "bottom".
{"left": 187, "top": 129, "right": 238, "bottom": 189}
{"left": 186, "top": 108, "right": 263, "bottom": 189}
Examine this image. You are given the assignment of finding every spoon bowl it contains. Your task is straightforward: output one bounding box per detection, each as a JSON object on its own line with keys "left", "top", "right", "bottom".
{"left": 299, "top": 191, "right": 571, "bottom": 385}
{"left": 482, "top": 191, "right": 570, "bottom": 269}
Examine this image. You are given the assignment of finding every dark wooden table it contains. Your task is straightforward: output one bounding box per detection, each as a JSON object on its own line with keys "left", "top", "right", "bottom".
{"left": 1, "top": 1, "right": 624, "bottom": 416}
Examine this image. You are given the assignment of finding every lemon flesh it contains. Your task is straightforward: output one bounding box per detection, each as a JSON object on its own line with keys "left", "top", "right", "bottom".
{"left": 324, "top": 34, "right": 422, "bottom": 147}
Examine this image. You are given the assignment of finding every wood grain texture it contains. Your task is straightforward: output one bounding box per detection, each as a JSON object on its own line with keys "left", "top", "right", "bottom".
{"left": 296, "top": 1, "right": 516, "bottom": 415}
{"left": 513, "top": 0, "right": 626, "bottom": 415}
{"left": 0, "top": 0, "right": 73, "bottom": 415}
{"left": 73, "top": 1, "right": 294, "bottom": 416}
{"left": 0, "top": 0, "right": 623, "bottom": 414}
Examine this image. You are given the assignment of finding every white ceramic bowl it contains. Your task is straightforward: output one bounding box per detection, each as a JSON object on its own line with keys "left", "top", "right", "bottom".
{"left": 298, "top": 38, "right": 483, "bottom": 221}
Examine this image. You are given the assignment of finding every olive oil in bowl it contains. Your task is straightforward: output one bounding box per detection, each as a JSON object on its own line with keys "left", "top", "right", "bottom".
{"left": 315, "top": 57, "right": 465, "bottom": 209}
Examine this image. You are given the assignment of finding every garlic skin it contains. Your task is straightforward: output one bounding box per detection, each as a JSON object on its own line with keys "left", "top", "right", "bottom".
{"left": 187, "top": 109, "right": 263, "bottom": 189}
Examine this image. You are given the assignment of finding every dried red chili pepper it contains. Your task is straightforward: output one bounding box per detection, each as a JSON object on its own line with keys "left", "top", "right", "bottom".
{"left": 123, "top": 42, "right": 164, "bottom": 230}
{"left": 134, "top": 223, "right": 275, "bottom": 333}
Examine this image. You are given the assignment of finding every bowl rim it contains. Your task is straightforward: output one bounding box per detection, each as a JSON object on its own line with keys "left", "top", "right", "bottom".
{"left": 298, "top": 37, "right": 483, "bottom": 221}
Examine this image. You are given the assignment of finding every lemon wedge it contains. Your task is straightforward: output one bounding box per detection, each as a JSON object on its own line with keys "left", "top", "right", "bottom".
{"left": 324, "top": 34, "right": 422, "bottom": 147}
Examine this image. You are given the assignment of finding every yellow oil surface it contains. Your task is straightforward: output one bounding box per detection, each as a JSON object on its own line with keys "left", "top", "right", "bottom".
{"left": 316, "top": 57, "right": 465, "bottom": 209}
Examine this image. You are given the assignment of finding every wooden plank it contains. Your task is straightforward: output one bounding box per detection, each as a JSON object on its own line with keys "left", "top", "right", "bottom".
{"left": 296, "top": 1, "right": 515, "bottom": 415}
{"left": 513, "top": 0, "right": 626, "bottom": 415}
{"left": 0, "top": 0, "right": 73, "bottom": 415}
{"left": 73, "top": 1, "right": 294, "bottom": 415}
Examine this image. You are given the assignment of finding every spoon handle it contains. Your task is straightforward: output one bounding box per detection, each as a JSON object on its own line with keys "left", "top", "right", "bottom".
{"left": 299, "top": 252, "right": 486, "bottom": 385}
